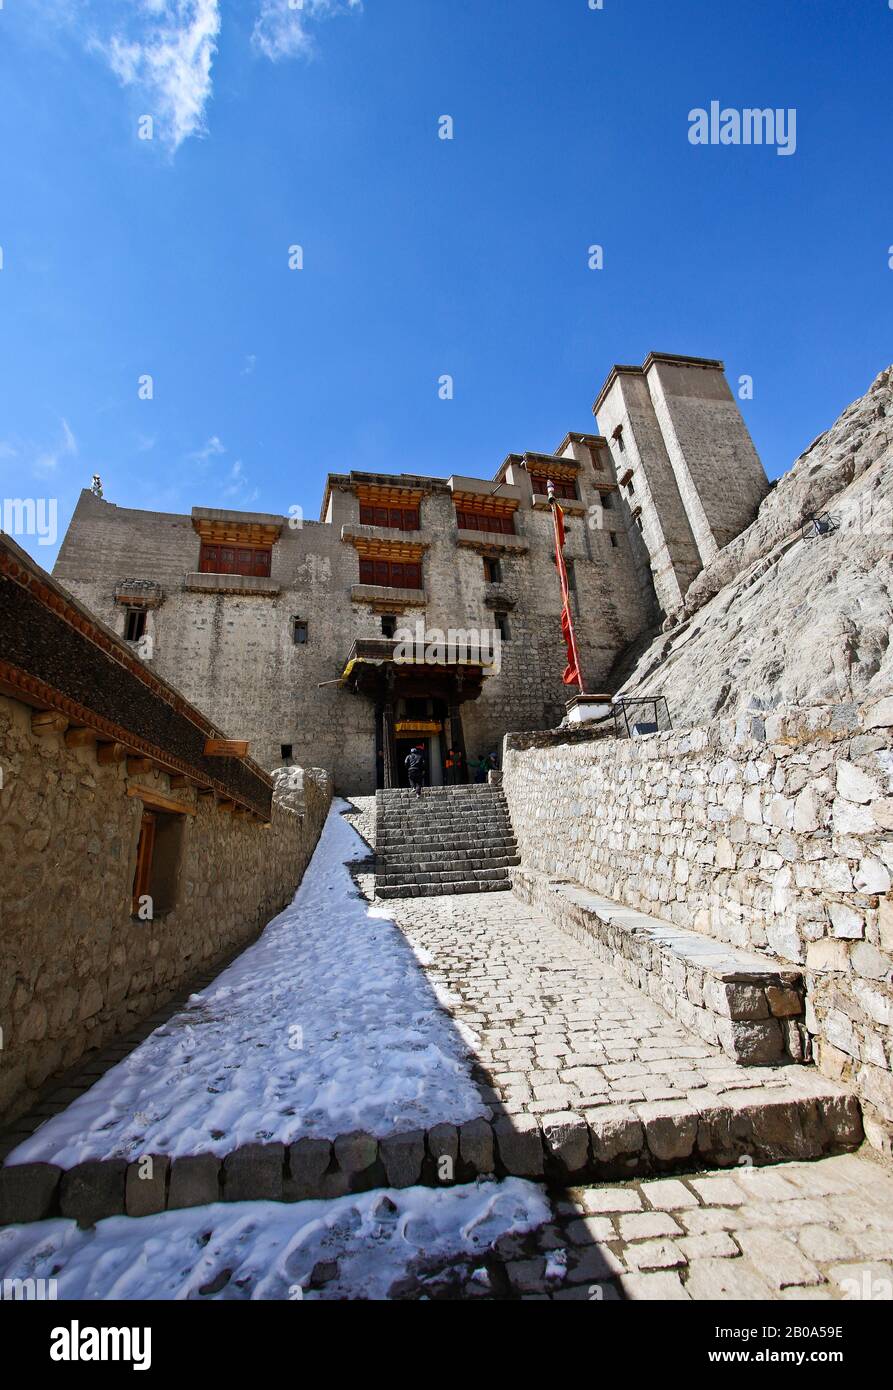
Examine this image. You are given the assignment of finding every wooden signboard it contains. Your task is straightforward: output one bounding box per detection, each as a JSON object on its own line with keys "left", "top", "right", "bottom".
{"left": 203, "top": 739, "right": 250, "bottom": 758}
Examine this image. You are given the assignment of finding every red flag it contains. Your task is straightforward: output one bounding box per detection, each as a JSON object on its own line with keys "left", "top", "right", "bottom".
{"left": 551, "top": 497, "right": 583, "bottom": 688}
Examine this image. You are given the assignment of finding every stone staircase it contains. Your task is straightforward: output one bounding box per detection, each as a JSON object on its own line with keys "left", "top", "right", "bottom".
{"left": 374, "top": 785, "right": 520, "bottom": 898}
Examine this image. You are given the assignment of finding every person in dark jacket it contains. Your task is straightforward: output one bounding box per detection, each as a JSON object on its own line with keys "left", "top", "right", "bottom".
{"left": 406, "top": 745, "right": 426, "bottom": 798}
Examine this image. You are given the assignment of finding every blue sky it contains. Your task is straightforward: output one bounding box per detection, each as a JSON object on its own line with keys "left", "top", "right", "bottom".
{"left": 1, "top": 0, "right": 891, "bottom": 564}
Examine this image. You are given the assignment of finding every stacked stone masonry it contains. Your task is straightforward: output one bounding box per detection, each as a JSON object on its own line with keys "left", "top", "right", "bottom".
{"left": 501, "top": 696, "right": 893, "bottom": 1140}
{"left": 0, "top": 693, "right": 332, "bottom": 1129}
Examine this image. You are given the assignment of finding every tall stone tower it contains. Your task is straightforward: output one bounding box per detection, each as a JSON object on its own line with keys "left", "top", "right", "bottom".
{"left": 594, "top": 352, "right": 769, "bottom": 616}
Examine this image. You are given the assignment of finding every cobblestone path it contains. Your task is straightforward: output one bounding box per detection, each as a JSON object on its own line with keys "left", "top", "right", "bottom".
{"left": 378, "top": 888, "right": 824, "bottom": 1119}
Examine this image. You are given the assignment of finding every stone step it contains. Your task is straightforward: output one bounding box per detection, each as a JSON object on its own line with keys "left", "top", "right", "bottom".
{"left": 379, "top": 855, "right": 521, "bottom": 874}
{"left": 374, "top": 785, "right": 518, "bottom": 899}
{"left": 378, "top": 813, "right": 514, "bottom": 827}
{"left": 375, "top": 817, "right": 514, "bottom": 828}
{"left": 377, "top": 870, "right": 516, "bottom": 889}
{"left": 1, "top": 1075, "right": 863, "bottom": 1226}
{"left": 375, "top": 878, "right": 514, "bottom": 898}
{"left": 377, "top": 787, "right": 506, "bottom": 798}
{"left": 380, "top": 829, "right": 515, "bottom": 843}
{"left": 379, "top": 862, "right": 514, "bottom": 881}
{"left": 512, "top": 867, "right": 809, "bottom": 1068}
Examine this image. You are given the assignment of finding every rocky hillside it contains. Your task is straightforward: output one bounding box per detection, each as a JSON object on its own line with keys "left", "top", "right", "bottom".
{"left": 616, "top": 366, "right": 893, "bottom": 724}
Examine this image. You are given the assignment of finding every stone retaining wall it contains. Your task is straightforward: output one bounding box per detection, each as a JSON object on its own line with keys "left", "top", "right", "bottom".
{"left": 502, "top": 698, "right": 893, "bottom": 1140}
{"left": 0, "top": 694, "right": 332, "bottom": 1128}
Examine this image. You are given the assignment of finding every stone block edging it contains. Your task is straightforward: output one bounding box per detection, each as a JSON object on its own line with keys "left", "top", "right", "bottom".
{"left": 0, "top": 1083, "right": 862, "bottom": 1227}
{"left": 512, "top": 868, "right": 809, "bottom": 1067}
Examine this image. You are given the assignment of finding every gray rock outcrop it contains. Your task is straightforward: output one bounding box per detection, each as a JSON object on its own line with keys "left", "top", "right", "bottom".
{"left": 617, "top": 366, "right": 893, "bottom": 724}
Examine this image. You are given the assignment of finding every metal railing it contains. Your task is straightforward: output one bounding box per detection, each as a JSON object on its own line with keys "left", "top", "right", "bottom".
{"left": 613, "top": 695, "right": 672, "bottom": 739}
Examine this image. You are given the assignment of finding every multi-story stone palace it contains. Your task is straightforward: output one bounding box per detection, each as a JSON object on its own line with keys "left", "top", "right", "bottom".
{"left": 53, "top": 352, "right": 769, "bottom": 792}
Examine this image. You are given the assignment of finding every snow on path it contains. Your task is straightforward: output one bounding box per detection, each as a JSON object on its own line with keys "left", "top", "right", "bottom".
{"left": 8, "top": 803, "right": 486, "bottom": 1169}
{"left": 0, "top": 1179, "right": 549, "bottom": 1301}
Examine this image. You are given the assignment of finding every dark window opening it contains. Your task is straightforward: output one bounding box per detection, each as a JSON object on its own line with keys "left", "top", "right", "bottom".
{"left": 635, "top": 515, "right": 644, "bottom": 532}
{"left": 124, "top": 608, "right": 147, "bottom": 642}
{"left": 483, "top": 556, "right": 502, "bottom": 584}
{"left": 625, "top": 478, "right": 635, "bottom": 496}
{"left": 455, "top": 508, "right": 516, "bottom": 535}
{"left": 281, "top": 744, "right": 294, "bottom": 762}
{"left": 358, "top": 557, "right": 422, "bottom": 590}
{"left": 381, "top": 614, "right": 397, "bottom": 638}
{"left": 131, "top": 808, "right": 185, "bottom": 919}
{"left": 293, "top": 618, "right": 308, "bottom": 645}
{"left": 199, "top": 542, "right": 272, "bottom": 577}
{"left": 566, "top": 559, "right": 577, "bottom": 594}
{"left": 610, "top": 532, "right": 619, "bottom": 549}
{"left": 602, "top": 492, "right": 614, "bottom": 511}
{"left": 359, "top": 503, "right": 420, "bottom": 531}
{"left": 613, "top": 425, "right": 625, "bottom": 453}
{"left": 494, "top": 611, "right": 510, "bottom": 642}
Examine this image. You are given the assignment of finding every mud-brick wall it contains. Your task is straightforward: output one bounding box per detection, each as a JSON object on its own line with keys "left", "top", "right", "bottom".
{"left": 0, "top": 695, "right": 332, "bottom": 1128}
{"left": 502, "top": 697, "right": 893, "bottom": 1133}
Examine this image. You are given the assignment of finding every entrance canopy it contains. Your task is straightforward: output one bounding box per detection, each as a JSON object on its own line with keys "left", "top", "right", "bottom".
{"left": 339, "top": 637, "right": 494, "bottom": 701}
{"left": 339, "top": 638, "right": 495, "bottom": 788}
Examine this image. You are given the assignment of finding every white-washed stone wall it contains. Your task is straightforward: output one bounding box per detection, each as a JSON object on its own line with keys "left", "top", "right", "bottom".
{"left": 502, "top": 697, "right": 893, "bottom": 1129}
{"left": 0, "top": 695, "right": 332, "bottom": 1128}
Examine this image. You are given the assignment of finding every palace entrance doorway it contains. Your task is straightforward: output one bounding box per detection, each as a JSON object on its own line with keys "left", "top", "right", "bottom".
{"left": 339, "top": 638, "right": 492, "bottom": 791}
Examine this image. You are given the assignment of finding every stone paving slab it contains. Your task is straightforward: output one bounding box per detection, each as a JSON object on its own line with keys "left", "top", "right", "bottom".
{"left": 499, "top": 1152, "right": 893, "bottom": 1301}
{"left": 381, "top": 1152, "right": 893, "bottom": 1301}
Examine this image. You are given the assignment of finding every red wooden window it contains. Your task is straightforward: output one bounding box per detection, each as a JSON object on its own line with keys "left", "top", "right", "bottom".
{"left": 358, "top": 557, "right": 422, "bottom": 590}
{"left": 455, "top": 509, "right": 516, "bottom": 536}
{"left": 529, "top": 473, "right": 578, "bottom": 501}
{"left": 199, "top": 543, "right": 272, "bottom": 577}
{"left": 359, "top": 503, "right": 420, "bottom": 531}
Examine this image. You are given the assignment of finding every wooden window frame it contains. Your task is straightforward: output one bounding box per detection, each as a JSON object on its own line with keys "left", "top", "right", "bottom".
{"left": 359, "top": 503, "right": 420, "bottom": 532}
{"left": 358, "top": 557, "right": 422, "bottom": 590}
{"left": 132, "top": 810, "right": 156, "bottom": 916}
{"left": 198, "top": 542, "right": 272, "bottom": 578}
{"left": 529, "top": 473, "right": 578, "bottom": 502}
{"left": 455, "top": 509, "right": 516, "bottom": 536}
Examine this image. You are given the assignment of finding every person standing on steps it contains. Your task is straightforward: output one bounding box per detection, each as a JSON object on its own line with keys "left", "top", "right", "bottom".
{"left": 406, "top": 744, "right": 426, "bottom": 798}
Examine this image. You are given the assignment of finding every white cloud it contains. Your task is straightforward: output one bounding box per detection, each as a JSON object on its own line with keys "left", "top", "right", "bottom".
{"left": 35, "top": 419, "right": 78, "bottom": 475}
{"left": 222, "top": 459, "right": 259, "bottom": 503}
{"left": 241, "top": 354, "right": 257, "bottom": 376}
{"left": 190, "top": 434, "right": 226, "bottom": 464}
{"left": 94, "top": 0, "right": 221, "bottom": 151}
{"left": 252, "top": 0, "right": 363, "bottom": 64}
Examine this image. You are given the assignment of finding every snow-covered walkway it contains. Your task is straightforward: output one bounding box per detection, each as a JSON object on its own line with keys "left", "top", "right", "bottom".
{"left": 8, "top": 803, "right": 486, "bottom": 1170}
{"left": 0, "top": 1180, "right": 549, "bottom": 1301}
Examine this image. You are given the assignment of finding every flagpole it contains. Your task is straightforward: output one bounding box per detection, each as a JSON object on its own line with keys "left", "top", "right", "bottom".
{"left": 548, "top": 480, "right": 587, "bottom": 695}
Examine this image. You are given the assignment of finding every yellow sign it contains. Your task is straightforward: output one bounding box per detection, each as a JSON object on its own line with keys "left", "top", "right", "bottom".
{"left": 395, "top": 720, "right": 442, "bottom": 735}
